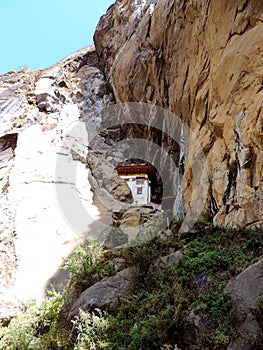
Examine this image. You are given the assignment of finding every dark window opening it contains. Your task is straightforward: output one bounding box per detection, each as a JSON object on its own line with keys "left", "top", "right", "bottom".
{"left": 137, "top": 187, "right": 143, "bottom": 195}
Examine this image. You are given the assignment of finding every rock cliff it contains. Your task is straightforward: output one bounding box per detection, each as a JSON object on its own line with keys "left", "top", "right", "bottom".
{"left": 94, "top": 0, "right": 263, "bottom": 227}
{"left": 0, "top": 46, "right": 115, "bottom": 318}
{"left": 0, "top": 0, "right": 263, "bottom": 333}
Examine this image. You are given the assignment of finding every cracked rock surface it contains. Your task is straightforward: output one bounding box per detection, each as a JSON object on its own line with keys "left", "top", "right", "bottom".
{"left": 1, "top": 0, "right": 263, "bottom": 327}
{"left": 95, "top": 0, "right": 263, "bottom": 227}
{"left": 0, "top": 46, "right": 114, "bottom": 319}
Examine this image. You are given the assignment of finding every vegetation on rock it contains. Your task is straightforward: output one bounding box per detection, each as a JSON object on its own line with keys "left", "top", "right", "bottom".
{"left": 0, "top": 222, "right": 262, "bottom": 349}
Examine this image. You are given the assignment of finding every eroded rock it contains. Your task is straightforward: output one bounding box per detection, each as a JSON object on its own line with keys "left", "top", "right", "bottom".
{"left": 94, "top": 0, "right": 263, "bottom": 228}
{"left": 227, "top": 259, "right": 263, "bottom": 313}
{"left": 226, "top": 259, "right": 263, "bottom": 348}
{"left": 150, "top": 250, "right": 182, "bottom": 274}
{"left": 0, "top": 45, "right": 114, "bottom": 319}
{"left": 67, "top": 267, "right": 133, "bottom": 320}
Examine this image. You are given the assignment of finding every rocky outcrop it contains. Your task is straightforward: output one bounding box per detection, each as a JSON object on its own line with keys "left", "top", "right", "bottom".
{"left": 0, "top": 134, "right": 17, "bottom": 298}
{"left": 226, "top": 259, "right": 263, "bottom": 349}
{"left": 87, "top": 151, "right": 133, "bottom": 203}
{"left": 0, "top": 46, "right": 115, "bottom": 318}
{"left": 94, "top": 0, "right": 263, "bottom": 228}
{"left": 150, "top": 250, "right": 182, "bottom": 273}
{"left": 67, "top": 267, "right": 133, "bottom": 321}
{"left": 1, "top": 0, "right": 262, "bottom": 332}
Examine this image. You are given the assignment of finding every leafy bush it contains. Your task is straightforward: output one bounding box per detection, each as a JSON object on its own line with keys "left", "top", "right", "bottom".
{"left": 63, "top": 241, "right": 103, "bottom": 280}
{"left": 72, "top": 309, "right": 110, "bottom": 350}
{"left": 0, "top": 291, "right": 65, "bottom": 350}
{"left": 0, "top": 300, "right": 38, "bottom": 350}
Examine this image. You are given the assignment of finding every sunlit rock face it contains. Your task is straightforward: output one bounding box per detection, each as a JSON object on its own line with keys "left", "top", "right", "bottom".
{"left": 1, "top": 0, "right": 263, "bottom": 322}
{"left": 0, "top": 46, "right": 114, "bottom": 318}
{"left": 94, "top": 0, "right": 263, "bottom": 227}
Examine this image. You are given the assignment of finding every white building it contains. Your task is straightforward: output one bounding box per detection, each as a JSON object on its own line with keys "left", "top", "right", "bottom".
{"left": 117, "top": 165, "right": 153, "bottom": 205}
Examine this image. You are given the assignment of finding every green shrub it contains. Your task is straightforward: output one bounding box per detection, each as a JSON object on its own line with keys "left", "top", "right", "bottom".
{"left": 99, "top": 81, "right": 113, "bottom": 95}
{"left": 0, "top": 223, "right": 262, "bottom": 349}
{"left": 0, "top": 300, "right": 38, "bottom": 350}
{"left": 0, "top": 291, "right": 66, "bottom": 350}
{"left": 72, "top": 308, "right": 110, "bottom": 350}
{"left": 63, "top": 241, "right": 103, "bottom": 280}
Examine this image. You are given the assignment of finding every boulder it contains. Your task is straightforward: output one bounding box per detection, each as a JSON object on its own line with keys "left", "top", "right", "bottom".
{"left": 104, "top": 227, "right": 128, "bottom": 249}
{"left": 184, "top": 306, "right": 207, "bottom": 346}
{"left": 67, "top": 267, "right": 133, "bottom": 320}
{"left": 120, "top": 207, "right": 141, "bottom": 228}
{"left": 226, "top": 259, "right": 263, "bottom": 349}
{"left": 87, "top": 152, "right": 133, "bottom": 203}
{"left": 150, "top": 250, "right": 182, "bottom": 273}
{"left": 110, "top": 172, "right": 133, "bottom": 202}
{"left": 226, "top": 259, "right": 263, "bottom": 313}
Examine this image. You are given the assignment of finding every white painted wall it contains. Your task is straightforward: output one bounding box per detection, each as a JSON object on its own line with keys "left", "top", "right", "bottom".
{"left": 120, "top": 174, "right": 151, "bottom": 205}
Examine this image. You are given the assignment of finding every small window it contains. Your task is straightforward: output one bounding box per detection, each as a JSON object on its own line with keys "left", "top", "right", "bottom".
{"left": 137, "top": 187, "right": 143, "bottom": 195}
{"left": 136, "top": 177, "right": 145, "bottom": 185}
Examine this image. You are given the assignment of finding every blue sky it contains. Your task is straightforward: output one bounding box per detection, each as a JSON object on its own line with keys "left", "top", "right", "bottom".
{"left": 0, "top": 0, "right": 114, "bottom": 75}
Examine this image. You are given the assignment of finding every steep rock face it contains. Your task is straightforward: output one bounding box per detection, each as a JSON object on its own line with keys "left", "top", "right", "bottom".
{"left": 227, "top": 259, "right": 263, "bottom": 349}
{"left": 0, "top": 0, "right": 262, "bottom": 330}
{"left": 0, "top": 134, "right": 18, "bottom": 321}
{"left": 94, "top": 0, "right": 263, "bottom": 227}
{"left": 0, "top": 46, "right": 114, "bottom": 318}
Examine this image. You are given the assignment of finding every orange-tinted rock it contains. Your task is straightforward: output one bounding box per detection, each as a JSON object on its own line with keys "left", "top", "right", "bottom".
{"left": 95, "top": 0, "right": 263, "bottom": 227}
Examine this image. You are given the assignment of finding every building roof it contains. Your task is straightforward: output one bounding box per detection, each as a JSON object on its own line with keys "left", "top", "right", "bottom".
{"left": 117, "top": 164, "right": 156, "bottom": 177}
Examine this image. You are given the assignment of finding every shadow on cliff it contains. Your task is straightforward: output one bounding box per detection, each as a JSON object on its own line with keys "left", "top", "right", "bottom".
{"left": 44, "top": 205, "right": 114, "bottom": 296}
